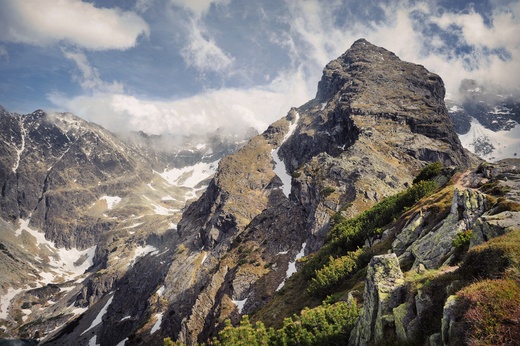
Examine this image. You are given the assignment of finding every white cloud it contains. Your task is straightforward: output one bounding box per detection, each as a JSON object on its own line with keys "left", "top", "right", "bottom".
{"left": 169, "top": 0, "right": 231, "bottom": 17}
{"left": 167, "top": 0, "right": 234, "bottom": 74}
{"left": 48, "top": 68, "right": 312, "bottom": 136}
{"left": 0, "top": 0, "right": 149, "bottom": 50}
{"left": 180, "top": 20, "right": 234, "bottom": 73}
{"left": 135, "top": 0, "right": 155, "bottom": 13}
{"left": 61, "top": 48, "right": 124, "bottom": 93}
{"left": 433, "top": 8, "right": 520, "bottom": 50}
{"left": 42, "top": 0, "right": 520, "bottom": 138}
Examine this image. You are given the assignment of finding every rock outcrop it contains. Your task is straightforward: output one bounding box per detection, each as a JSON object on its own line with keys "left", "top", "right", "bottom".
{"left": 348, "top": 254, "right": 405, "bottom": 346}
{"left": 347, "top": 159, "right": 520, "bottom": 346}
{"left": 394, "top": 188, "right": 487, "bottom": 269}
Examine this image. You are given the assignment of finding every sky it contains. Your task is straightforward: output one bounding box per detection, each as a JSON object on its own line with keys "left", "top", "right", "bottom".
{"left": 0, "top": 0, "right": 519, "bottom": 136}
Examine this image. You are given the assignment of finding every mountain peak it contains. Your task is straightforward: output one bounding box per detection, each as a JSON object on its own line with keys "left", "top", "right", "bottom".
{"left": 315, "top": 38, "right": 466, "bottom": 152}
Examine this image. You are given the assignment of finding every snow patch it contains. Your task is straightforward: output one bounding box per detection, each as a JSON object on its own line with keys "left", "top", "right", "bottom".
{"left": 201, "top": 252, "right": 208, "bottom": 265}
{"left": 89, "top": 336, "right": 99, "bottom": 346}
{"left": 120, "top": 315, "right": 131, "bottom": 321}
{"left": 71, "top": 306, "right": 88, "bottom": 315}
{"left": 449, "top": 105, "right": 461, "bottom": 112}
{"left": 232, "top": 298, "right": 248, "bottom": 314}
{"left": 157, "top": 285, "right": 166, "bottom": 297}
{"left": 147, "top": 183, "right": 156, "bottom": 191}
{"left": 100, "top": 196, "right": 121, "bottom": 210}
{"left": 160, "top": 161, "right": 218, "bottom": 189}
{"left": 0, "top": 287, "right": 24, "bottom": 319}
{"left": 143, "top": 196, "right": 179, "bottom": 215}
{"left": 276, "top": 242, "right": 306, "bottom": 291}
{"left": 14, "top": 219, "right": 96, "bottom": 284}
{"left": 150, "top": 312, "right": 164, "bottom": 334}
{"left": 491, "top": 106, "right": 511, "bottom": 115}
{"left": 81, "top": 294, "right": 114, "bottom": 336}
{"left": 12, "top": 119, "right": 26, "bottom": 173}
{"left": 123, "top": 222, "right": 143, "bottom": 229}
{"left": 153, "top": 204, "right": 180, "bottom": 215}
{"left": 271, "top": 112, "right": 300, "bottom": 198}
{"left": 129, "top": 245, "right": 159, "bottom": 266}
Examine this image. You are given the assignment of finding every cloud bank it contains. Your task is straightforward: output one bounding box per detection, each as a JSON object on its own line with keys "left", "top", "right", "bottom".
{"left": 49, "top": 67, "right": 311, "bottom": 136}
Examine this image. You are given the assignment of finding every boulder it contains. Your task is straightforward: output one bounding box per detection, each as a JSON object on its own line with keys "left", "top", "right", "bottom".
{"left": 349, "top": 253, "right": 405, "bottom": 345}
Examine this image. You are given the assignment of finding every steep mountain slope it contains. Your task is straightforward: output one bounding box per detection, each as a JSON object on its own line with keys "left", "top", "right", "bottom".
{"left": 447, "top": 79, "right": 520, "bottom": 161}
{"left": 0, "top": 108, "right": 253, "bottom": 343}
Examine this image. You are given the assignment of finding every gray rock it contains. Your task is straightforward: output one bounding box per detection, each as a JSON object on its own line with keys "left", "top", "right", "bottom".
{"left": 406, "top": 189, "right": 487, "bottom": 269}
{"left": 440, "top": 295, "right": 465, "bottom": 346}
{"left": 349, "top": 253, "right": 405, "bottom": 346}
{"left": 471, "top": 211, "right": 520, "bottom": 247}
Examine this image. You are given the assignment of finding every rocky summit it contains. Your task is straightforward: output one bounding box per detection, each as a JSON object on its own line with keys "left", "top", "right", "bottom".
{"left": 2, "top": 39, "right": 519, "bottom": 346}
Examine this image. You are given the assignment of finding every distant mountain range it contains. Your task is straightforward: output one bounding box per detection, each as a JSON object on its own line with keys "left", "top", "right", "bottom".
{"left": 447, "top": 79, "right": 520, "bottom": 161}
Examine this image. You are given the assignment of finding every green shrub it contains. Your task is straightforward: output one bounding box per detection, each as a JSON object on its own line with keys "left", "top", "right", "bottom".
{"left": 413, "top": 162, "right": 442, "bottom": 184}
{"left": 308, "top": 248, "right": 364, "bottom": 297}
{"left": 211, "top": 301, "right": 358, "bottom": 346}
{"left": 303, "top": 179, "right": 437, "bottom": 279}
{"left": 212, "top": 316, "right": 273, "bottom": 346}
{"left": 453, "top": 230, "right": 472, "bottom": 249}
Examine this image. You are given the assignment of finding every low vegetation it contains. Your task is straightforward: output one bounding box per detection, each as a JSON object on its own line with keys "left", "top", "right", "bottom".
{"left": 456, "top": 278, "right": 520, "bottom": 345}
{"left": 302, "top": 178, "right": 437, "bottom": 281}
{"left": 164, "top": 302, "right": 358, "bottom": 346}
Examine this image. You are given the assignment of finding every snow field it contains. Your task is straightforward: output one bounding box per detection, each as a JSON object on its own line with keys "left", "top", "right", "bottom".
{"left": 459, "top": 117, "right": 520, "bottom": 161}
{"left": 81, "top": 294, "right": 114, "bottom": 336}
{"left": 271, "top": 112, "right": 300, "bottom": 198}
{"left": 276, "top": 242, "right": 306, "bottom": 291}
